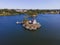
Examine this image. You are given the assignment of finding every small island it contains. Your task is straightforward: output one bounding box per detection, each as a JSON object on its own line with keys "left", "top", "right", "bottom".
{"left": 22, "top": 19, "right": 41, "bottom": 30}
{"left": 16, "top": 14, "right": 41, "bottom": 30}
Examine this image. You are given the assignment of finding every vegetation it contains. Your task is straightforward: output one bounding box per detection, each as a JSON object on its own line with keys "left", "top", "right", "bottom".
{"left": 0, "top": 9, "right": 60, "bottom": 16}
{"left": 0, "top": 9, "right": 23, "bottom": 16}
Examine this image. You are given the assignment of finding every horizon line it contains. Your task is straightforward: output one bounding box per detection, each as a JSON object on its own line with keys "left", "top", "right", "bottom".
{"left": 0, "top": 8, "right": 60, "bottom": 10}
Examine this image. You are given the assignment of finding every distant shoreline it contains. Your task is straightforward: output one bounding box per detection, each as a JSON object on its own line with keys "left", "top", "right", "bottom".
{"left": 0, "top": 9, "right": 60, "bottom": 16}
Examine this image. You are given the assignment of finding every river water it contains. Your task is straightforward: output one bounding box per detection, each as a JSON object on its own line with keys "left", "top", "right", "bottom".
{"left": 0, "top": 14, "right": 60, "bottom": 45}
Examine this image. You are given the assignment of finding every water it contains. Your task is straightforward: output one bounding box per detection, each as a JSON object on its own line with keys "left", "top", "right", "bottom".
{"left": 0, "top": 14, "right": 60, "bottom": 45}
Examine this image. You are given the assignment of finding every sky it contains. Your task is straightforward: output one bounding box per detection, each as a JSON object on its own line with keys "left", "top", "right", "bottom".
{"left": 0, "top": 0, "right": 60, "bottom": 9}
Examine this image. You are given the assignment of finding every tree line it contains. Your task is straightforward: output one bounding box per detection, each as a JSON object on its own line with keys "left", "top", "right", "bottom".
{"left": 0, "top": 9, "right": 60, "bottom": 16}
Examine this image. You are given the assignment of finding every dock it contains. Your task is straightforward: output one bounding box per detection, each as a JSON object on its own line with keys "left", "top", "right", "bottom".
{"left": 16, "top": 21, "right": 23, "bottom": 24}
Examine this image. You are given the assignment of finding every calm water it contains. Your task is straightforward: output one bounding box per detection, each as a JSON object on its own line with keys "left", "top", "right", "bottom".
{"left": 0, "top": 14, "right": 60, "bottom": 45}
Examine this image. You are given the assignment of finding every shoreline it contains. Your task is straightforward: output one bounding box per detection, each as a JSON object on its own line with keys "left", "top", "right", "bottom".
{"left": 0, "top": 9, "right": 60, "bottom": 16}
{"left": 0, "top": 13, "right": 60, "bottom": 16}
